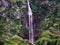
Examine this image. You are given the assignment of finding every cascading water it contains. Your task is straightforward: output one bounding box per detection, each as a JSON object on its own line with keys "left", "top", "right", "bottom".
{"left": 27, "top": 0, "right": 34, "bottom": 45}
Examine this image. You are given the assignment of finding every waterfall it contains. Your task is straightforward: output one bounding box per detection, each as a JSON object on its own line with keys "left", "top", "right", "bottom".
{"left": 27, "top": 0, "right": 34, "bottom": 45}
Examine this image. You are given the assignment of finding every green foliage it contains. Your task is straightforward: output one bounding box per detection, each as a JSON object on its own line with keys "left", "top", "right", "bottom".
{"left": 36, "top": 31, "right": 60, "bottom": 45}
{"left": 41, "top": 30, "right": 54, "bottom": 38}
{"left": 40, "top": 7, "right": 60, "bottom": 45}
{"left": 56, "top": 0, "right": 60, "bottom": 4}
{"left": 4, "top": 38, "right": 30, "bottom": 45}
{"left": 0, "top": 16, "right": 23, "bottom": 41}
{"left": 57, "top": 9, "right": 60, "bottom": 16}
{"left": 30, "top": 0, "right": 38, "bottom": 11}
{"left": 0, "top": 0, "right": 24, "bottom": 42}
{"left": 0, "top": 0, "right": 60, "bottom": 45}
{"left": 48, "top": 1, "right": 56, "bottom": 6}
{"left": 41, "top": 15, "right": 60, "bottom": 33}
{"left": 36, "top": 37, "right": 52, "bottom": 45}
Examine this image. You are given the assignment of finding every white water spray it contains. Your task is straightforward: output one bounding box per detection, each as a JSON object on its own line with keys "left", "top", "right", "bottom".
{"left": 27, "top": 0, "right": 34, "bottom": 45}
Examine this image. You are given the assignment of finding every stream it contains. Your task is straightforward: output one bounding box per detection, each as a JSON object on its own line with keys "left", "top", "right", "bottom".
{"left": 27, "top": 0, "right": 35, "bottom": 45}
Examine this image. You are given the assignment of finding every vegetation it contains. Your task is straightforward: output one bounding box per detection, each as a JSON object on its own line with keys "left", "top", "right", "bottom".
{"left": 0, "top": 0, "right": 60, "bottom": 45}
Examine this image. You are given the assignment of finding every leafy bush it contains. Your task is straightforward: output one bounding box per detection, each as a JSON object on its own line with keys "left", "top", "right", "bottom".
{"left": 36, "top": 30, "right": 60, "bottom": 45}
{"left": 3, "top": 38, "right": 30, "bottom": 45}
